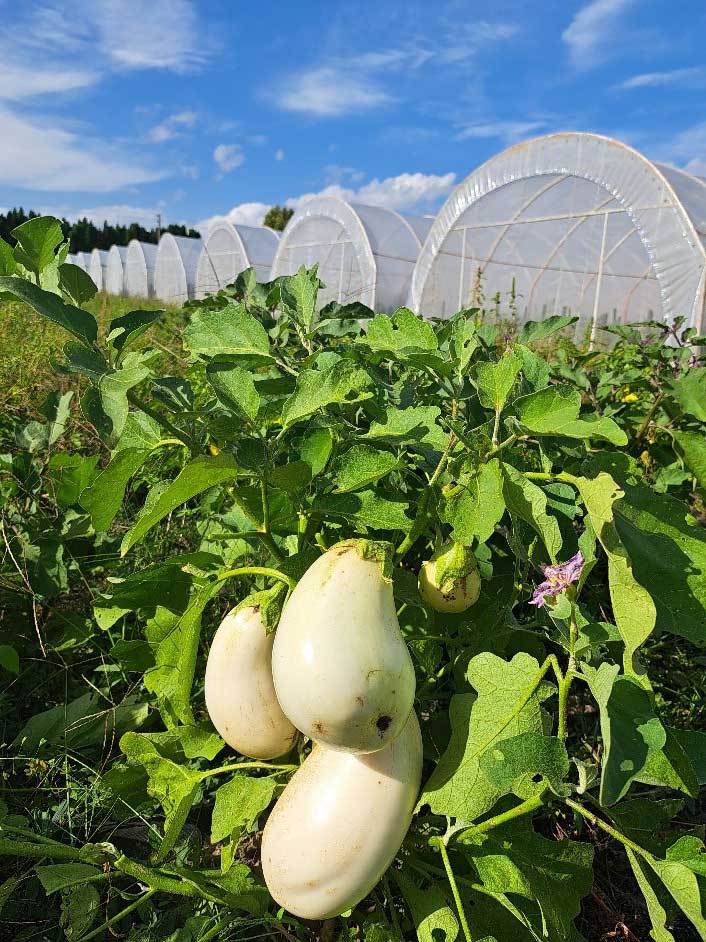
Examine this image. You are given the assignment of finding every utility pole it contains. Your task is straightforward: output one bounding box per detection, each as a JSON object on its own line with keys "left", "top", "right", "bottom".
{"left": 156, "top": 213, "right": 162, "bottom": 241}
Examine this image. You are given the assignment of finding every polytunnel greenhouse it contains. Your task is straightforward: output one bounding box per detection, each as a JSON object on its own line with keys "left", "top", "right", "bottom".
{"left": 410, "top": 132, "right": 706, "bottom": 334}
{"left": 88, "top": 249, "right": 109, "bottom": 292}
{"left": 196, "top": 222, "right": 280, "bottom": 297}
{"left": 105, "top": 245, "right": 127, "bottom": 295}
{"left": 125, "top": 240, "right": 158, "bottom": 298}
{"left": 270, "top": 196, "right": 433, "bottom": 312}
{"left": 74, "top": 251, "right": 89, "bottom": 272}
{"left": 154, "top": 234, "right": 203, "bottom": 304}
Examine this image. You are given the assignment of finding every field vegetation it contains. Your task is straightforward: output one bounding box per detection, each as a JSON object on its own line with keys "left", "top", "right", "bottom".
{"left": 1, "top": 217, "right": 705, "bottom": 942}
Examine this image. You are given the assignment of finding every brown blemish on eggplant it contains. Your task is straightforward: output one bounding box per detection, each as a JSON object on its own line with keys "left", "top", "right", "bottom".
{"left": 356, "top": 696, "right": 365, "bottom": 707}
{"left": 313, "top": 721, "right": 327, "bottom": 737}
{"left": 376, "top": 715, "right": 392, "bottom": 733}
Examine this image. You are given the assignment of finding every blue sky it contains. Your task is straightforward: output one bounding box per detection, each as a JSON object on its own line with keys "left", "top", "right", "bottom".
{"left": 1, "top": 0, "right": 705, "bottom": 232}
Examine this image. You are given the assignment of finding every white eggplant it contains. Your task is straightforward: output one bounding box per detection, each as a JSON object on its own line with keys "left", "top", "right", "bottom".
{"left": 205, "top": 605, "right": 297, "bottom": 760}
{"left": 272, "top": 541, "right": 415, "bottom": 753}
{"left": 261, "top": 711, "right": 423, "bottom": 920}
{"left": 418, "top": 542, "right": 481, "bottom": 614}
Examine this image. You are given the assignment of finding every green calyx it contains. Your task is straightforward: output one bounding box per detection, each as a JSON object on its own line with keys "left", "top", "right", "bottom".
{"left": 330, "top": 538, "right": 394, "bottom": 581}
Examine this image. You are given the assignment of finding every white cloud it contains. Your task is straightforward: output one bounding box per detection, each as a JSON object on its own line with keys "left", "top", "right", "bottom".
{"left": 58, "top": 204, "right": 162, "bottom": 226}
{"left": 91, "top": 0, "right": 210, "bottom": 71}
{"left": 455, "top": 120, "right": 545, "bottom": 143}
{"left": 195, "top": 201, "right": 272, "bottom": 234}
{"left": 271, "top": 24, "right": 517, "bottom": 118}
{"left": 0, "top": 62, "right": 97, "bottom": 101}
{"left": 275, "top": 67, "right": 392, "bottom": 117}
{"left": 148, "top": 110, "right": 198, "bottom": 143}
{"left": 617, "top": 66, "right": 706, "bottom": 90}
{"left": 0, "top": 106, "right": 164, "bottom": 191}
{"left": 562, "top": 0, "right": 635, "bottom": 69}
{"left": 248, "top": 134, "right": 268, "bottom": 146}
{"left": 196, "top": 170, "right": 456, "bottom": 236}
{"left": 213, "top": 144, "right": 245, "bottom": 173}
{"left": 275, "top": 148, "right": 285, "bottom": 161}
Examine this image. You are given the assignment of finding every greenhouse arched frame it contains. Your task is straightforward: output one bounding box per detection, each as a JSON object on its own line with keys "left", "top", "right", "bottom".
{"left": 410, "top": 132, "right": 706, "bottom": 335}
{"left": 270, "top": 196, "right": 433, "bottom": 313}
{"left": 105, "top": 245, "right": 127, "bottom": 296}
{"left": 154, "top": 234, "right": 203, "bottom": 305}
{"left": 196, "top": 222, "right": 280, "bottom": 297}
{"left": 88, "top": 249, "right": 109, "bottom": 292}
{"left": 125, "top": 240, "right": 158, "bottom": 299}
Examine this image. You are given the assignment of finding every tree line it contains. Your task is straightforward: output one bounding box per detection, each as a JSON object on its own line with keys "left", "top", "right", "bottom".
{"left": 0, "top": 208, "right": 200, "bottom": 253}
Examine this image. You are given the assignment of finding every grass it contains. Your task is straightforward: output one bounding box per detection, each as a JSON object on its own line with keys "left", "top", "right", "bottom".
{"left": 0, "top": 292, "right": 184, "bottom": 416}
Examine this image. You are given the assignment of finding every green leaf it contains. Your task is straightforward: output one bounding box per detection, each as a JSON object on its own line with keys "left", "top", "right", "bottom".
{"left": 43, "top": 389, "right": 74, "bottom": 446}
{"left": 396, "top": 873, "right": 459, "bottom": 942}
{"left": 11, "top": 216, "right": 64, "bottom": 275}
{"left": 299, "top": 426, "right": 333, "bottom": 476}
{"left": 121, "top": 732, "right": 203, "bottom": 862}
{"left": 442, "top": 459, "right": 505, "bottom": 545}
{"left": 13, "top": 692, "right": 149, "bottom": 752}
{"left": 646, "top": 837, "right": 706, "bottom": 937}
{"left": 121, "top": 454, "right": 240, "bottom": 554}
{"left": 333, "top": 444, "right": 399, "bottom": 493}
{"left": 206, "top": 361, "right": 260, "bottom": 423}
{"left": 314, "top": 489, "right": 412, "bottom": 532}
{"left": 474, "top": 350, "right": 522, "bottom": 414}
{"left": 0, "top": 238, "right": 16, "bottom": 275}
{"left": 450, "top": 316, "right": 479, "bottom": 374}
{"left": 420, "top": 652, "right": 555, "bottom": 821}
{"left": 636, "top": 727, "right": 700, "bottom": 798}
{"left": 281, "top": 360, "right": 373, "bottom": 429}
{"left": 674, "top": 431, "right": 706, "bottom": 491}
{"left": 626, "top": 849, "right": 676, "bottom": 942}
{"left": 80, "top": 352, "right": 154, "bottom": 446}
{"left": 47, "top": 453, "right": 99, "bottom": 507}
{"left": 36, "top": 863, "right": 101, "bottom": 895}
{"left": 516, "top": 385, "right": 627, "bottom": 445}
{"left": 518, "top": 315, "right": 578, "bottom": 344}
{"left": 364, "top": 405, "right": 449, "bottom": 452}
{"left": 184, "top": 301, "right": 272, "bottom": 360}
{"left": 670, "top": 367, "right": 706, "bottom": 421}
{"left": 107, "top": 308, "right": 162, "bottom": 353}
{"left": 58, "top": 263, "right": 98, "bottom": 305}
{"left": 279, "top": 264, "right": 320, "bottom": 328}
{"left": 0, "top": 645, "right": 19, "bottom": 675}
{"left": 211, "top": 774, "right": 278, "bottom": 844}
{"left": 110, "top": 638, "right": 155, "bottom": 672}
{"left": 501, "top": 464, "right": 562, "bottom": 562}
{"left": 572, "top": 473, "right": 656, "bottom": 670}
{"left": 144, "top": 583, "right": 218, "bottom": 724}
{"left": 583, "top": 663, "right": 666, "bottom": 805}
{"left": 513, "top": 343, "right": 550, "bottom": 391}
{"left": 364, "top": 307, "right": 440, "bottom": 360}
{"left": 0, "top": 276, "right": 97, "bottom": 344}
{"left": 267, "top": 461, "right": 312, "bottom": 493}
{"left": 80, "top": 413, "right": 162, "bottom": 532}
{"left": 613, "top": 485, "right": 706, "bottom": 645}
{"left": 60, "top": 883, "right": 100, "bottom": 940}
{"left": 479, "top": 732, "right": 569, "bottom": 797}
{"left": 465, "top": 823, "right": 594, "bottom": 942}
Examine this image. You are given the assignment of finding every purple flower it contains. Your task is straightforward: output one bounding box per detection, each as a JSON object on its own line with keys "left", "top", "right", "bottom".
{"left": 529, "top": 552, "right": 585, "bottom": 607}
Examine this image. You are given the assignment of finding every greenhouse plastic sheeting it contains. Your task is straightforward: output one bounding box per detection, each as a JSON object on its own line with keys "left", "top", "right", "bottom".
{"left": 105, "top": 245, "right": 127, "bottom": 296}
{"left": 154, "top": 234, "right": 203, "bottom": 304}
{"left": 74, "top": 252, "right": 89, "bottom": 272}
{"left": 410, "top": 132, "right": 706, "bottom": 333}
{"left": 125, "top": 240, "right": 158, "bottom": 298}
{"left": 89, "top": 249, "right": 109, "bottom": 292}
{"left": 270, "top": 196, "right": 433, "bottom": 312}
{"left": 196, "top": 223, "right": 279, "bottom": 297}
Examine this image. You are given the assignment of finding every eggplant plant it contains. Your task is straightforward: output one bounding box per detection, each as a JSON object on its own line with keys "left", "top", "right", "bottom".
{"left": 1, "top": 217, "right": 706, "bottom": 942}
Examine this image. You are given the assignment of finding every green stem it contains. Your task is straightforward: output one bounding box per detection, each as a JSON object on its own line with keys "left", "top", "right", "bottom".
{"left": 196, "top": 916, "right": 237, "bottom": 942}
{"left": 491, "top": 407, "right": 501, "bottom": 448}
{"left": 485, "top": 432, "right": 518, "bottom": 461}
{"left": 113, "top": 856, "right": 210, "bottom": 898}
{"left": 396, "top": 427, "right": 457, "bottom": 558}
{"left": 0, "top": 824, "right": 68, "bottom": 846}
{"left": 200, "top": 762, "right": 296, "bottom": 780}
{"left": 383, "top": 875, "right": 404, "bottom": 941}
{"left": 636, "top": 391, "right": 664, "bottom": 442}
{"left": 214, "top": 566, "right": 296, "bottom": 592}
{"left": 0, "top": 838, "right": 85, "bottom": 861}
{"left": 126, "top": 391, "right": 196, "bottom": 452}
{"left": 229, "top": 488, "right": 285, "bottom": 562}
{"left": 76, "top": 888, "right": 157, "bottom": 942}
{"left": 564, "top": 798, "right": 654, "bottom": 860}
{"left": 461, "top": 793, "right": 546, "bottom": 838}
{"left": 437, "top": 840, "right": 473, "bottom": 942}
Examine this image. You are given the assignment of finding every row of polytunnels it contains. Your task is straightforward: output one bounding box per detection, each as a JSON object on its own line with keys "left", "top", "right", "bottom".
{"left": 68, "top": 133, "right": 706, "bottom": 331}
